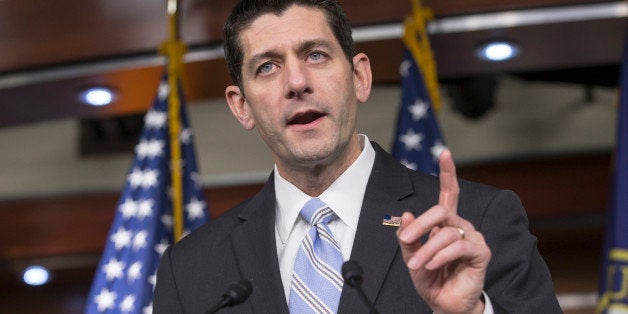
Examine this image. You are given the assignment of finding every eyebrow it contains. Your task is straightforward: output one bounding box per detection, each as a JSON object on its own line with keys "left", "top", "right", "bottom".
{"left": 245, "top": 39, "right": 336, "bottom": 74}
{"left": 296, "top": 39, "right": 335, "bottom": 56}
{"left": 246, "top": 50, "right": 283, "bottom": 75}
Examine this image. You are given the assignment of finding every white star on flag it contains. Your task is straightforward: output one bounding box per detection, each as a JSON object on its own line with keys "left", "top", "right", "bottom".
{"left": 137, "top": 199, "right": 154, "bottom": 220}
{"left": 140, "top": 169, "right": 159, "bottom": 189}
{"left": 430, "top": 140, "right": 447, "bottom": 162}
{"left": 127, "top": 168, "right": 143, "bottom": 189}
{"left": 146, "top": 139, "right": 165, "bottom": 157}
{"left": 400, "top": 129, "right": 423, "bottom": 151}
{"left": 186, "top": 197, "right": 206, "bottom": 220}
{"left": 133, "top": 230, "right": 149, "bottom": 250}
{"left": 400, "top": 159, "right": 418, "bottom": 170}
{"left": 148, "top": 274, "right": 157, "bottom": 289}
{"left": 154, "top": 239, "right": 169, "bottom": 256}
{"left": 94, "top": 288, "right": 117, "bottom": 312}
{"left": 136, "top": 139, "right": 165, "bottom": 159}
{"left": 157, "top": 82, "right": 170, "bottom": 101}
{"left": 110, "top": 227, "right": 132, "bottom": 250}
{"left": 127, "top": 261, "right": 143, "bottom": 283}
{"left": 409, "top": 99, "right": 428, "bottom": 121}
{"left": 161, "top": 214, "right": 173, "bottom": 229}
{"left": 135, "top": 141, "right": 150, "bottom": 159}
{"left": 180, "top": 128, "right": 193, "bottom": 144}
{"left": 119, "top": 198, "right": 138, "bottom": 219}
{"left": 102, "top": 258, "right": 125, "bottom": 281}
{"left": 120, "top": 294, "right": 136, "bottom": 313}
{"left": 144, "top": 109, "right": 167, "bottom": 129}
{"left": 399, "top": 59, "right": 411, "bottom": 77}
{"left": 143, "top": 304, "right": 153, "bottom": 314}
{"left": 191, "top": 172, "right": 203, "bottom": 189}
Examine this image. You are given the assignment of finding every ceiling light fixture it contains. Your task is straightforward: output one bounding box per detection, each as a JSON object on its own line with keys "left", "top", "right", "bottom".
{"left": 22, "top": 265, "right": 50, "bottom": 286}
{"left": 476, "top": 41, "right": 520, "bottom": 62}
{"left": 80, "top": 87, "right": 115, "bottom": 106}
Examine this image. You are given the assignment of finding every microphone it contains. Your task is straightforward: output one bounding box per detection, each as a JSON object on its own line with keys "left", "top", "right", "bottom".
{"left": 205, "top": 280, "right": 253, "bottom": 314}
{"left": 342, "top": 261, "right": 379, "bottom": 314}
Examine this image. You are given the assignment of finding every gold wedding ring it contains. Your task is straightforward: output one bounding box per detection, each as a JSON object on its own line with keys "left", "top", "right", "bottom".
{"left": 457, "top": 226, "right": 465, "bottom": 240}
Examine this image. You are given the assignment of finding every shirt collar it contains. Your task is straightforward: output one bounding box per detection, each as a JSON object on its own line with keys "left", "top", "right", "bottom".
{"left": 275, "top": 134, "right": 376, "bottom": 243}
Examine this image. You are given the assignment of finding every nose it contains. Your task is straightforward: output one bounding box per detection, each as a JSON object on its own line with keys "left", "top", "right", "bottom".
{"left": 284, "top": 59, "right": 311, "bottom": 99}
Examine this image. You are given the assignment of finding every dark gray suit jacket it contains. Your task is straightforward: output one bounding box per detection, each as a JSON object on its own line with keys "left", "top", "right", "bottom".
{"left": 154, "top": 142, "right": 561, "bottom": 313}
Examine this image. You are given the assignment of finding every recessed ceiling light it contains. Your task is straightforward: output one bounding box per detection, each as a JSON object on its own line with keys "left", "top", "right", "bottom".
{"left": 22, "top": 265, "right": 50, "bottom": 286}
{"left": 80, "top": 87, "right": 115, "bottom": 106}
{"left": 476, "top": 41, "right": 520, "bottom": 62}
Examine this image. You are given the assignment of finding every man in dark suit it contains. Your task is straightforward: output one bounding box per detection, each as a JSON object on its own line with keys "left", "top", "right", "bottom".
{"left": 154, "top": 0, "right": 562, "bottom": 313}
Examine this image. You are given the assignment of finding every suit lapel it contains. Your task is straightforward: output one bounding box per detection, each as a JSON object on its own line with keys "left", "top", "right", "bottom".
{"left": 230, "top": 175, "right": 290, "bottom": 314}
{"left": 226, "top": 143, "right": 431, "bottom": 313}
{"left": 338, "top": 143, "right": 416, "bottom": 312}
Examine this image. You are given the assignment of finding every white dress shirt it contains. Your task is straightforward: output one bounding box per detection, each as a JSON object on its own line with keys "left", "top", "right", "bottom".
{"left": 275, "top": 134, "right": 375, "bottom": 301}
{"left": 273, "top": 134, "right": 494, "bottom": 313}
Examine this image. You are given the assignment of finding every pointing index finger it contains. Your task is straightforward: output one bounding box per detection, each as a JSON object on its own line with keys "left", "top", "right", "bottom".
{"left": 438, "top": 149, "right": 459, "bottom": 212}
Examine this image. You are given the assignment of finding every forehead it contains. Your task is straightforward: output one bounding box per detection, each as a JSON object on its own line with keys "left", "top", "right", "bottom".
{"left": 239, "top": 5, "right": 337, "bottom": 58}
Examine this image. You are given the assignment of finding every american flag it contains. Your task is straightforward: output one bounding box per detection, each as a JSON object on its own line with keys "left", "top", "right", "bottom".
{"left": 391, "top": 48, "right": 446, "bottom": 175}
{"left": 85, "top": 75, "right": 208, "bottom": 314}
{"left": 597, "top": 28, "right": 628, "bottom": 313}
{"left": 382, "top": 215, "right": 402, "bottom": 227}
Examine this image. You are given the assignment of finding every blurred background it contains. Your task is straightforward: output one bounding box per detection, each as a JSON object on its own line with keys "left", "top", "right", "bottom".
{"left": 0, "top": 0, "right": 625, "bottom": 313}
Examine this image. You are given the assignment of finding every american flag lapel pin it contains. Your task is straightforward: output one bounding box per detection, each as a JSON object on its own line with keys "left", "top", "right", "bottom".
{"left": 382, "top": 215, "right": 402, "bottom": 227}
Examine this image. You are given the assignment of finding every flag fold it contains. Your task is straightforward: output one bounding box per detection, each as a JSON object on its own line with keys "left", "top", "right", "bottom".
{"left": 598, "top": 29, "right": 628, "bottom": 314}
{"left": 392, "top": 5, "right": 446, "bottom": 175}
{"left": 85, "top": 75, "right": 208, "bottom": 314}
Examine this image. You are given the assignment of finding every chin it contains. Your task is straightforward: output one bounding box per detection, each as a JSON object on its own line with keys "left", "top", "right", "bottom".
{"left": 295, "top": 145, "right": 344, "bottom": 166}
{"left": 293, "top": 152, "right": 330, "bottom": 164}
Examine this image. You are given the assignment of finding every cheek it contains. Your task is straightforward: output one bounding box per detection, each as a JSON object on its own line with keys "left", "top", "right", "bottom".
{"left": 322, "top": 72, "right": 355, "bottom": 103}
{"left": 243, "top": 89, "right": 279, "bottom": 120}
{"left": 248, "top": 103, "right": 282, "bottom": 136}
{"left": 337, "top": 78, "right": 358, "bottom": 115}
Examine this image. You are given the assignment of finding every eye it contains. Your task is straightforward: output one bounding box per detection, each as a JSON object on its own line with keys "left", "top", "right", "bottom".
{"left": 257, "top": 62, "right": 275, "bottom": 75}
{"left": 308, "top": 52, "right": 326, "bottom": 63}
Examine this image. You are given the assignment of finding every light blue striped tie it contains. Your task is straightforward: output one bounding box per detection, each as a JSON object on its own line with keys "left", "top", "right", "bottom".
{"left": 289, "top": 198, "right": 344, "bottom": 314}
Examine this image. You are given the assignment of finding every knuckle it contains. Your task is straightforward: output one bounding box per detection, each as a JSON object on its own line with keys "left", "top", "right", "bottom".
{"left": 458, "top": 219, "right": 475, "bottom": 232}
{"left": 475, "top": 232, "right": 486, "bottom": 243}
{"left": 436, "top": 206, "right": 449, "bottom": 220}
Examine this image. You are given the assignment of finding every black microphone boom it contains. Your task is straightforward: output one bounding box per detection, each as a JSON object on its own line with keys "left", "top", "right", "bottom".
{"left": 205, "top": 280, "right": 253, "bottom": 314}
{"left": 342, "top": 261, "right": 379, "bottom": 314}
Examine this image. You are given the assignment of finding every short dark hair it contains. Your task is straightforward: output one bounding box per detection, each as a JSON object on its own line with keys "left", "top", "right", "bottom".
{"left": 224, "top": 0, "right": 357, "bottom": 89}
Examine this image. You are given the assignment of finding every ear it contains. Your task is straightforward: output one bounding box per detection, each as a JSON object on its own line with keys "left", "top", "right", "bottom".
{"left": 352, "top": 52, "right": 372, "bottom": 103}
{"left": 225, "top": 85, "right": 255, "bottom": 130}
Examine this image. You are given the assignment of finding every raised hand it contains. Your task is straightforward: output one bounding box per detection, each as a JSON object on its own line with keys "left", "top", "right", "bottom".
{"left": 396, "top": 149, "right": 491, "bottom": 314}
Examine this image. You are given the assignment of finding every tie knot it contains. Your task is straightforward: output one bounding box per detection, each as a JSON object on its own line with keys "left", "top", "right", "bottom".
{"left": 300, "top": 198, "right": 334, "bottom": 225}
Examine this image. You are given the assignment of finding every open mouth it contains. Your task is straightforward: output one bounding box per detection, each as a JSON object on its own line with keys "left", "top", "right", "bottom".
{"left": 287, "top": 111, "right": 325, "bottom": 125}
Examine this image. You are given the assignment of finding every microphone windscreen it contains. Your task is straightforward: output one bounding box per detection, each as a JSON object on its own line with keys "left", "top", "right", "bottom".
{"left": 224, "top": 280, "right": 253, "bottom": 305}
